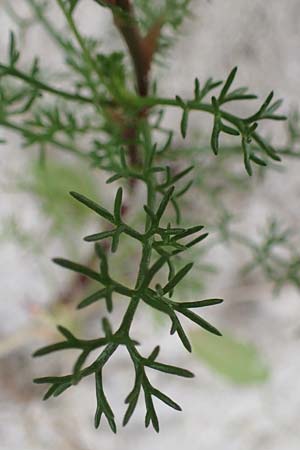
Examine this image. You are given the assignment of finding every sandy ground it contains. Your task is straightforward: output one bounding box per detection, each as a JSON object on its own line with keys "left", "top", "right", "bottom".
{"left": 0, "top": 1, "right": 300, "bottom": 449}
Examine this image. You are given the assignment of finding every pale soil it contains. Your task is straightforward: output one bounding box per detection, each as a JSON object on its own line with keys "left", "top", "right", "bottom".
{"left": 0, "top": 1, "right": 300, "bottom": 449}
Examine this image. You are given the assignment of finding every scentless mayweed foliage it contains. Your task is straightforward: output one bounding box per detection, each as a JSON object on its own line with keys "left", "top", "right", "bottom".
{"left": 0, "top": 0, "right": 294, "bottom": 433}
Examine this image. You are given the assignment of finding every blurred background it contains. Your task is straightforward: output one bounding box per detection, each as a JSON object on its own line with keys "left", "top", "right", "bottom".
{"left": 0, "top": 1, "right": 300, "bottom": 449}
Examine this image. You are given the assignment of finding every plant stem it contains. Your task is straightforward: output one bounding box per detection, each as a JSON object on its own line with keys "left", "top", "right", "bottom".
{"left": 111, "top": 0, "right": 151, "bottom": 97}
{"left": 118, "top": 122, "right": 156, "bottom": 334}
{"left": 0, "top": 118, "right": 89, "bottom": 158}
{"left": 28, "top": 0, "right": 68, "bottom": 48}
{"left": 0, "top": 64, "right": 94, "bottom": 104}
{"left": 56, "top": 0, "right": 108, "bottom": 115}
{"left": 137, "top": 95, "right": 285, "bottom": 127}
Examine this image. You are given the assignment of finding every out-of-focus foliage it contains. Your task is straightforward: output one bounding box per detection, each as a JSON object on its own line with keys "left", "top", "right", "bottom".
{"left": 17, "top": 160, "right": 98, "bottom": 233}
{"left": 191, "top": 330, "right": 270, "bottom": 384}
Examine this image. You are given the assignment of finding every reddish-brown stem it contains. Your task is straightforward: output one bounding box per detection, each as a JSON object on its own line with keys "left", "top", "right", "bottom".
{"left": 111, "top": 0, "right": 160, "bottom": 178}
{"left": 110, "top": 0, "right": 161, "bottom": 97}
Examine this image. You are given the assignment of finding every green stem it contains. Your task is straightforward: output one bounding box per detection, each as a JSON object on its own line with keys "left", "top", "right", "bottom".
{"left": 142, "top": 121, "right": 156, "bottom": 226}
{"left": 56, "top": 0, "right": 110, "bottom": 117}
{"left": 138, "top": 96, "right": 245, "bottom": 129}
{"left": 0, "top": 118, "right": 89, "bottom": 158}
{"left": 28, "top": 0, "right": 68, "bottom": 48}
{"left": 118, "top": 122, "right": 156, "bottom": 334}
{"left": 127, "top": 95, "right": 284, "bottom": 132}
{"left": 56, "top": 0, "right": 97, "bottom": 72}
{"left": 0, "top": 64, "right": 94, "bottom": 104}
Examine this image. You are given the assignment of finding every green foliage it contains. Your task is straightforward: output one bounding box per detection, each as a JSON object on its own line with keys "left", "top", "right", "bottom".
{"left": 141, "top": 66, "right": 285, "bottom": 176}
{"left": 17, "top": 160, "right": 98, "bottom": 233}
{"left": 191, "top": 331, "right": 270, "bottom": 384}
{"left": 32, "top": 132, "right": 225, "bottom": 431}
{"left": 133, "top": 0, "right": 192, "bottom": 53}
{"left": 238, "top": 220, "right": 300, "bottom": 293}
{"left": 0, "top": 0, "right": 297, "bottom": 434}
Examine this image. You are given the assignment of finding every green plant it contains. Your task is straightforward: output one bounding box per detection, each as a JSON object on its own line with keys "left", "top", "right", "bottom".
{"left": 0, "top": 0, "right": 295, "bottom": 433}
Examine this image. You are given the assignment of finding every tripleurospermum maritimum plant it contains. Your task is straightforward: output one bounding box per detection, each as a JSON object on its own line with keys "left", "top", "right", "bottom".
{"left": 0, "top": 0, "right": 293, "bottom": 433}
